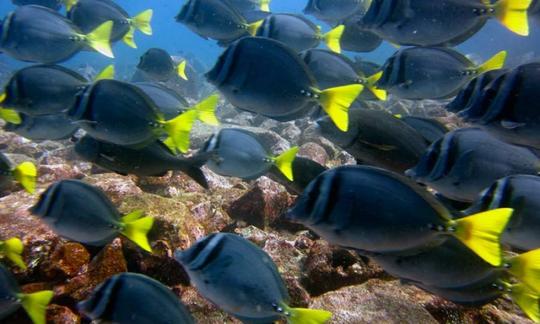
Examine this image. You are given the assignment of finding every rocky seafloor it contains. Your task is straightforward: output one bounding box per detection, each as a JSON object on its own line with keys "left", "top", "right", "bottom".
{"left": 0, "top": 98, "right": 532, "bottom": 323}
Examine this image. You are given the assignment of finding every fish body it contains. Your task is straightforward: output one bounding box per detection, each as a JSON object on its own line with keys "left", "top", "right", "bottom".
{"left": 317, "top": 109, "right": 428, "bottom": 174}
{"left": 136, "top": 48, "right": 185, "bottom": 82}
{"left": 2, "top": 65, "right": 88, "bottom": 116}
{"left": 256, "top": 14, "right": 321, "bottom": 52}
{"left": 377, "top": 47, "right": 506, "bottom": 99}
{"left": 446, "top": 69, "right": 506, "bottom": 113}
{"left": 133, "top": 82, "right": 189, "bottom": 120}
{"left": 68, "top": 0, "right": 130, "bottom": 40}
{"left": 304, "top": 0, "right": 366, "bottom": 22}
{"left": 11, "top": 0, "right": 62, "bottom": 10}
{"left": 0, "top": 5, "right": 113, "bottom": 63}
{"left": 268, "top": 157, "right": 327, "bottom": 195}
{"left": 399, "top": 116, "right": 449, "bottom": 144}
{"left": 75, "top": 136, "right": 209, "bottom": 188}
{"left": 78, "top": 273, "right": 195, "bottom": 324}
{"left": 406, "top": 128, "right": 540, "bottom": 202}
{"left": 4, "top": 113, "right": 78, "bottom": 141}
{"left": 339, "top": 17, "right": 382, "bottom": 52}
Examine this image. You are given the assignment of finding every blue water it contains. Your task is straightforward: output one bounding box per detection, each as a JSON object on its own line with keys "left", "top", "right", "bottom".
{"left": 0, "top": 0, "right": 539, "bottom": 73}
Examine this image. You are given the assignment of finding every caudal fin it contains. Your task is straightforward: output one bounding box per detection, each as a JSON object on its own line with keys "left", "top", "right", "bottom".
{"left": 365, "top": 71, "right": 387, "bottom": 101}
{"left": 19, "top": 290, "right": 54, "bottom": 324}
{"left": 122, "top": 27, "right": 137, "bottom": 48}
{"left": 177, "top": 60, "right": 188, "bottom": 80}
{"left": 84, "top": 21, "right": 114, "bottom": 58}
{"left": 93, "top": 65, "right": 115, "bottom": 81}
{"left": 260, "top": 0, "right": 271, "bottom": 11}
{"left": 0, "top": 108, "right": 21, "bottom": 124}
{"left": 273, "top": 146, "right": 299, "bottom": 181}
{"left": 131, "top": 9, "right": 153, "bottom": 35}
{"left": 162, "top": 110, "right": 198, "bottom": 153}
{"left": 1, "top": 237, "right": 26, "bottom": 269}
{"left": 286, "top": 306, "right": 332, "bottom": 324}
{"left": 476, "top": 51, "right": 507, "bottom": 74}
{"left": 63, "top": 0, "right": 78, "bottom": 11}
{"left": 451, "top": 208, "right": 512, "bottom": 266}
{"left": 13, "top": 161, "right": 37, "bottom": 194}
{"left": 494, "top": 0, "right": 532, "bottom": 36}
{"left": 120, "top": 210, "right": 154, "bottom": 252}
{"left": 507, "top": 249, "right": 540, "bottom": 293}
{"left": 192, "top": 94, "right": 219, "bottom": 126}
{"left": 317, "top": 84, "right": 364, "bottom": 132}
{"left": 247, "top": 20, "right": 264, "bottom": 36}
{"left": 508, "top": 283, "right": 540, "bottom": 322}
{"left": 322, "top": 25, "right": 345, "bottom": 53}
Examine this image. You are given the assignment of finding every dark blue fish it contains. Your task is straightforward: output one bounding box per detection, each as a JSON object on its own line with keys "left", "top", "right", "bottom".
{"left": 4, "top": 113, "right": 78, "bottom": 141}
{"left": 135, "top": 48, "right": 188, "bottom": 82}
{"left": 303, "top": 0, "right": 366, "bottom": 23}
{"left": 446, "top": 69, "right": 506, "bottom": 113}
{"left": 398, "top": 116, "right": 448, "bottom": 144}
{"left": 11, "top": 0, "right": 62, "bottom": 10}
{"left": 78, "top": 272, "right": 194, "bottom": 324}
{"left": 339, "top": 16, "right": 382, "bottom": 53}
{"left": 175, "top": 233, "right": 332, "bottom": 323}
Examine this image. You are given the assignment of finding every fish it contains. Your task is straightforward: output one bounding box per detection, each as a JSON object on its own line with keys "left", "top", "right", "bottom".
{"left": 74, "top": 136, "right": 210, "bottom": 189}
{"left": 30, "top": 179, "right": 154, "bottom": 251}
{"left": 531, "top": 0, "right": 540, "bottom": 20}
{"left": 361, "top": 0, "right": 531, "bottom": 47}
{"left": 175, "top": 0, "right": 262, "bottom": 43}
{"left": 0, "top": 64, "right": 114, "bottom": 116}
{"left": 0, "top": 5, "right": 114, "bottom": 63}
{"left": 78, "top": 272, "right": 195, "bottom": 324}
{"left": 303, "top": 0, "right": 367, "bottom": 23}
{"left": 396, "top": 116, "right": 449, "bottom": 144}
{"left": 406, "top": 128, "right": 540, "bottom": 202}
{"left": 350, "top": 58, "right": 381, "bottom": 77}
{"left": 287, "top": 165, "right": 513, "bottom": 266}
{"left": 267, "top": 157, "right": 327, "bottom": 195}
{"left": 0, "top": 152, "right": 36, "bottom": 193}
{"left": 0, "top": 264, "right": 53, "bottom": 324}
{"left": 68, "top": 80, "right": 218, "bottom": 153}
{"left": 256, "top": 14, "right": 345, "bottom": 53}
{"left": 206, "top": 37, "right": 363, "bottom": 131}
{"left": 202, "top": 128, "right": 299, "bottom": 181}
{"left": 66, "top": 0, "right": 153, "bottom": 49}
{"left": 11, "top": 0, "right": 62, "bottom": 10}
{"left": 339, "top": 17, "right": 382, "bottom": 53}
{"left": 377, "top": 47, "right": 507, "bottom": 99}
{"left": 465, "top": 175, "right": 540, "bottom": 250}
{"left": 175, "top": 233, "right": 332, "bottom": 323}
{"left": 136, "top": 48, "right": 188, "bottom": 82}
{"left": 133, "top": 83, "right": 219, "bottom": 125}
{"left": 0, "top": 237, "right": 26, "bottom": 269}
{"left": 317, "top": 109, "right": 428, "bottom": 174}
{"left": 299, "top": 49, "right": 386, "bottom": 101}
{"left": 446, "top": 69, "right": 506, "bottom": 113}
{"left": 4, "top": 113, "right": 78, "bottom": 141}
{"left": 450, "top": 63, "right": 540, "bottom": 149}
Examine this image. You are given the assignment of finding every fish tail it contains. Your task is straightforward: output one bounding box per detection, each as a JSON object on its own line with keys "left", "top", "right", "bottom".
{"left": 13, "top": 161, "right": 37, "bottom": 194}
{"left": 322, "top": 25, "right": 345, "bottom": 53}
{"left": 273, "top": 146, "right": 299, "bottom": 181}
{"left": 476, "top": 51, "right": 507, "bottom": 74}
{"left": 1, "top": 237, "right": 26, "bottom": 269}
{"left": 260, "top": 0, "right": 271, "bottom": 12}
{"left": 191, "top": 93, "right": 219, "bottom": 126}
{"left": 177, "top": 163, "right": 209, "bottom": 189}
{"left": 365, "top": 71, "right": 387, "bottom": 101}
{"left": 84, "top": 21, "right": 114, "bottom": 58}
{"left": 18, "top": 290, "right": 54, "bottom": 324}
{"left": 0, "top": 108, "right": 21, "bottom": 124}
{"left": 450, "top": 208, "right": 513, "bottom": 266}
{"left": 177, "top": 60, "right": 188, "bottom": 80}
{"left": 162, "top": 110, "right": 199, "bottom": 153}
{"left": 494, "top": 0, "right": 532, "bottom": 36}
{"left": 122, "top": 27, "right": 137, "bottom": 48}
{"left": 247, "top": 20, "right": 264, "bottom": 36}
{"left": 62, "top": 0, "right": 78, "bottom": 11}
{"left": 0, "top": 92, "right": 6, "bottom": 103}
{"left": 131, "top": 9, "right": 153, "bottom": 35}
{"left": 507, "top": 283, "right": 540, "bottom": 322}
{"left": 120, "top": 210, "right": 154, "bottom": 252}
{"left": 93, "top": 65, "right": 115, "bottom": 81}
{"left": 507, "top": 249, "right": 540, "bottom": 293}
{"left": 285, "top": 305, "right": 332, "bottom": 324}
{"left": 316, "top": 84, "right": 364, "bottom": 132}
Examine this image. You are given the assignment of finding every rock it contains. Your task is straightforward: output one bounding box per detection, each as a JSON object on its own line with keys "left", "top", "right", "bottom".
{"left": 279, "top": 123, "right": 302, "bottom": 144}
{"left": 55, "top": 238, "right": 128, "bottom": 301}
{"left": 298, "top": 142, "right": 329, "bottom": 166}
{"left": 226, "top": 177, "right": 293, "bottom": 229}
{"left": 301, "top": 240, "right": 386, "bottom": 296}
{"left": 38, "top": 164, "right": 85, "bottom": 184}
{"left": 47, "top": 304, "right": 80, "bottom": 324}
{"left": 83, "top": 173, "right": 143, "bottom": 203}
{"left": 310, "top": 279, "right": 439, "bottom": 324}
{"left": 235, "top": 225, "right": 270, "bottom": 247}
{"left": 42, "top": 242, "right": 90, "bottom": 279}
{"left": 175, "top": 286, "right": 240, "bottom": 323}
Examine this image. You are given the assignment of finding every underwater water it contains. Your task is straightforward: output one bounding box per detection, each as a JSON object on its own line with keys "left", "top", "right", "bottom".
{"left": 0, "top": 0, "right": 540, "bottom": 323}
